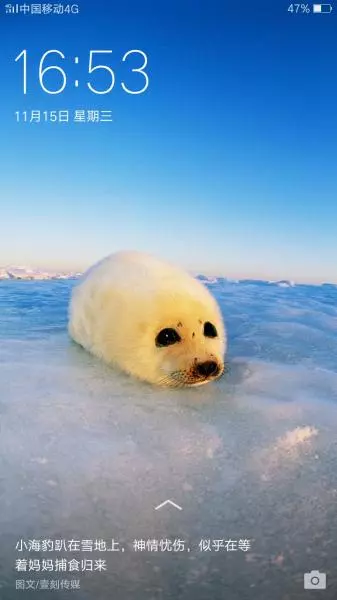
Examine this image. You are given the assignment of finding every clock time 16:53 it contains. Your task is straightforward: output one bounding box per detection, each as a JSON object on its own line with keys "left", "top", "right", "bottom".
{"left": 14, "top": 49, "right": 149, "bottom": 95}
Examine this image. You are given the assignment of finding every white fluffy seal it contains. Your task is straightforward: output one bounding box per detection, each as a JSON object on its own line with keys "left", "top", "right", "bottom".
{"left": 68, "top": 251, "right": 226, "bottom": 387}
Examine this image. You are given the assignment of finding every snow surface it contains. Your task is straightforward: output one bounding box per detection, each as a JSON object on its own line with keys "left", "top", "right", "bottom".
{"left": 0, "top": 278, "right": 337, "bottom": 599}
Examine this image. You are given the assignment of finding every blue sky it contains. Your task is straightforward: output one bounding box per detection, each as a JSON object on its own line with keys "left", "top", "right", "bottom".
{"left": 1, "top": 0, "right": 336, "bottom": 283}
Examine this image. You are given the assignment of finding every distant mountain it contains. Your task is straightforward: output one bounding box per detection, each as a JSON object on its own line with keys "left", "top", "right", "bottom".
{"left": 196, "top": 274, "right": 219, "bottom": 284}
{"left": 269, "top": 279, "right": 295, "bottom": 288}
{"left": 0, "top": 266, "right": 82, "bottom": 281}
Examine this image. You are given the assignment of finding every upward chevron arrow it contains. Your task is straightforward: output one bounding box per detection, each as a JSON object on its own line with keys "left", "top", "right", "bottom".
{"left": 154, "top": 499, "right": 183, "bottom": 511}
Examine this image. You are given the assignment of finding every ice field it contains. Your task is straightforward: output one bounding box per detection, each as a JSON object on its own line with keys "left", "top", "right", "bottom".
{"left": 0, "top": 277, "right": 337, "bottom": 599}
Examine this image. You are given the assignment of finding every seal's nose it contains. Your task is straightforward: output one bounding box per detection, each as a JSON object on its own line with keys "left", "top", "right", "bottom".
{"left": 196, "top": 360, "right": 219, "bottom": 378}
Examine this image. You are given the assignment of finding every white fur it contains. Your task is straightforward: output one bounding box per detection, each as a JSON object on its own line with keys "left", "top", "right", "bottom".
{"left": 68, "top": 251, "right": 226, "bottom": 386}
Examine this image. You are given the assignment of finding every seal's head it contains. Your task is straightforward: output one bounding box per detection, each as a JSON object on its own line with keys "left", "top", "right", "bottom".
{"left": 145, "top": 293, "right": 225, "bottom": 387}
{"left": 118, "top": 272, "right": 226, "bottom": 387}
{"left": 69, "top": 251, "right": 226, "bottom": 387}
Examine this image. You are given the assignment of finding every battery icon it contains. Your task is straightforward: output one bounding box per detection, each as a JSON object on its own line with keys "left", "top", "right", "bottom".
{"left": 313, "top": 3, "right": 333, "bottom": 12}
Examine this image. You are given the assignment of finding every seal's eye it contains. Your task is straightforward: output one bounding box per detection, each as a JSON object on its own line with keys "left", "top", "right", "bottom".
{"left": 155, "top": 328, "right": 181, "bottom": 347}
{"left": 204, "top": 321, "right": 218, "bottom": 338}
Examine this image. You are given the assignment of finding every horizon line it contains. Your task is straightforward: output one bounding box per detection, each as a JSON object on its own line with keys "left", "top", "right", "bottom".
{"left": 1, "top": 264, "right": 336, "bottom": 287}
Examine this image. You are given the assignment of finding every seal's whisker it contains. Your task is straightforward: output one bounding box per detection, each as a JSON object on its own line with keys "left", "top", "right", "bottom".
{"left": 223, "top": 363, "right": 230, "bottom": 375}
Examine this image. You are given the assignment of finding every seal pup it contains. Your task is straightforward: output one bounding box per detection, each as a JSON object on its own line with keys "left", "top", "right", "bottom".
{"left": 68, "top": 251, "right": 226, "bottom": 387}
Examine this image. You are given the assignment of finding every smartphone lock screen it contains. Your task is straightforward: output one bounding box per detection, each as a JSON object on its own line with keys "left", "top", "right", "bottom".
{"left": 0, "top": 1, "right": 336, "bottom": 599}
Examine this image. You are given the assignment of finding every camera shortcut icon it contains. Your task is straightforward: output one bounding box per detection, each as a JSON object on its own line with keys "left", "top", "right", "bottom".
{"left": 304, "top": 570, "right": 327, "bottom": 590}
